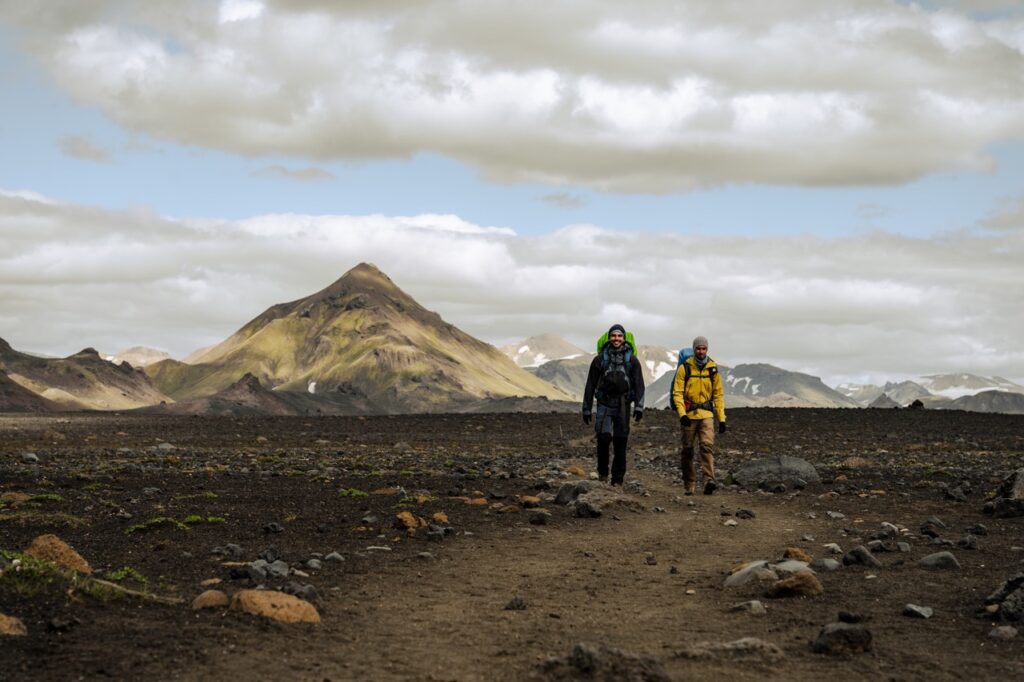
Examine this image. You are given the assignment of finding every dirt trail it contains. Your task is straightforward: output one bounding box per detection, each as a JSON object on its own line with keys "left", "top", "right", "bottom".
{"left": 192, "top": 470, "right": 884, "bottom": 681}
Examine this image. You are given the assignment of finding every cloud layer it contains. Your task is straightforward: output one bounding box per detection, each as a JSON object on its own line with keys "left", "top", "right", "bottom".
{"left": 1, "top": 191, "right": 1021, "bottom": 386}
{"left": 3, "top": 0, "right": 1023, "bottom": 191}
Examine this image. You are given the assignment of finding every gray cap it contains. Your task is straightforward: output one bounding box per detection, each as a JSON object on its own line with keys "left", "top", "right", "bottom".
{"left": 692, "top": 336, "right": 709, "bottom": 350}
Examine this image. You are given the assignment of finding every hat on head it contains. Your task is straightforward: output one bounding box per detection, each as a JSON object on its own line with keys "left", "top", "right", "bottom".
{"left": 692, "top": 336, "right": 709, "bottom": 349}
{"left": 608, "top": 324, "right": 626, "bottom": 336}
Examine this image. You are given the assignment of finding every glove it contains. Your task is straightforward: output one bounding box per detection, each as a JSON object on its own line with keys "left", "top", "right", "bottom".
{"left": 718, "top": 422, "right": 727, "bottom": 434}
{"left": 633, "top": 409, "right": 643, "bottom": 423}
{"left": 679, "top": 416, "right": 690, "bottom": 426}
{"left": 582, "top": 412, "right": 591, "bottom": 425}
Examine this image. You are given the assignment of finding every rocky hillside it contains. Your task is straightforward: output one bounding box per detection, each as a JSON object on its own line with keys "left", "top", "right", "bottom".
{"left": 0, "top": 337, "right": 170, "bottom": 410}
{"left": 0, "top": 367, "right": 58, "bottom": 412}
{"left": 145, "top": 263, "right": 571, "bottom": 412}
{"left": 940, "top": 390, "right": 1024, "bottom": 415}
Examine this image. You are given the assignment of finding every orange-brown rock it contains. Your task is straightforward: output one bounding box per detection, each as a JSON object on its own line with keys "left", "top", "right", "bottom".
{"left": 518, "top": 495, "right": 542, "bottom": 508}
{"left": 24, "top": 534, "right": 92, "bottom": 574}
{"left": 783, "top": 547, "right": 813, "bottom": 562}
{"left": 395, "top": 511, "right": 426, "bottom": 529}
{"left": 0, "top": 492, "right": 31, "bottom": 506}
{"left": 567, "top": 466, "right": 587, "bottom": 477}
{"left": 464, "top": 497, "right": 488, "bottom": 506}
{"left": 497, "top": 504, "right": 521, "bottom": 514}
{"left": 0, "top": 613, "right": 28, "bottom": 637}
{"left": 432, "top": 511, "right": 449, "bottom": 524}
{"left": 230, "top": 590, "right": 320, "bottom": 624}
{"left": 765, "top": 571, "right": 823, "bottom": 598}
{"left": 191, "top": 590, "right": 229, "bottom": 610}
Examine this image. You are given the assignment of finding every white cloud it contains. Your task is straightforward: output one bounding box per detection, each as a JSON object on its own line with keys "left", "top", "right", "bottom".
{"left": 1, "top": 191, "right": 1022, "bottom": 386}
{"left": 3, "top": 1, "right": 1022, "bottom": 191}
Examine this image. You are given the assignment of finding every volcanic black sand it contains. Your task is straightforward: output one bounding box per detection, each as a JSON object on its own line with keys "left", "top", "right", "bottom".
{"left": 2, "top": 408, "right": 1023, "bottom": 680}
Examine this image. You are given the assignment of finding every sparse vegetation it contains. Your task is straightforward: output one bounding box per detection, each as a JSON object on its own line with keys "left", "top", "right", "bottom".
{"left": 339, "top": 488, "right": 368, "bottom": 498}
{"left": 125, "top": 516, "right": 188, "bottom": 534}
{"left": 173, "top": 491, "right": 218, "bottom": 501}
{"left": 104, "top": 566, "right": 147, "bottom": 585}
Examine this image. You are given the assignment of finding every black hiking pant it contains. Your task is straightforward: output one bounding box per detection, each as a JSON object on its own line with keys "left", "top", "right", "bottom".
{"left": 597, "top": 434, "right": 628, "bottom": 484}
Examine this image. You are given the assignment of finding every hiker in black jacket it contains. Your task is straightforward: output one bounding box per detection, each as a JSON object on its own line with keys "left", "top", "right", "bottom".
{"left": 582, "top": 324, "right": 645, "bottom": 485}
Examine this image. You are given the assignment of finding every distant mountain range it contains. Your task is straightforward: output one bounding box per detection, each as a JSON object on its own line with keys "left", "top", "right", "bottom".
{"left": 501, "top": 335, "right": 1024, "bottom": 415}
{"left": 3, "top": 265, "right": 1023, "bottom": 415}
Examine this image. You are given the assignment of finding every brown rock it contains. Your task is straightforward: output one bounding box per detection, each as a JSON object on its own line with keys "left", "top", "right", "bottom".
{"left": 766, "top": 571, "right": 823, "bottom": 598}
{"left": 200, "top": 578, "right": 223, "bottom": 587}
{"left": 0, "top": 492, "right": 31, "bottom": 506}
{"left": 395, "top": 511, "right": 426, "bottom": 529}
{"left": 464, "top": 497, "right": 488, "bottom": 506}
{"left": 191, "top": 590, "right": 229, "bottom": 610}
{"left": 498, "top": 504, "right": 522, "bottom": 514}
{"left": 519, "top": 495, "right": 543, "bottom": 508}
{"left": 783, "top": 547, "right": 813, "bottom": 562}
{"left": 0, "top": 613, "right": 28, "bottom": 637}
{"left": 431, "top": 511, "right": 449, "bottom": 524}
{"left": 230, "top": 589, "right": 320, "bottom": 624}
{"left": 567, "top": 466, "right": 587, "bottom": 477}
{"left": 24, "top": 534, "right": 92, "bottom": 574}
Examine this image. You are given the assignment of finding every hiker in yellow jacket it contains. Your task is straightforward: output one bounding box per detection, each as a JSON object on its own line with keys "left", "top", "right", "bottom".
{"left": 671, "top": 336, "right": 726, "bottom": 495}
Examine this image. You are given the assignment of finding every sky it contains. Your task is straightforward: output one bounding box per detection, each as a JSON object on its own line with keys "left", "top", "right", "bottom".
{"left": 1, "top": 0, "right": 1023, "bottom": 388}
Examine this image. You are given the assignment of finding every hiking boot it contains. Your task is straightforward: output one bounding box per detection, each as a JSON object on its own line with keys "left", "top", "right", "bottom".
{"left": 703, "top": 480, "right": 718, "bottom": 496}
{"left": 684, "top": 484, "right": 696, "bottom": 496}
{"left": 598, "top": 475, "right": 608, "bottom": 483}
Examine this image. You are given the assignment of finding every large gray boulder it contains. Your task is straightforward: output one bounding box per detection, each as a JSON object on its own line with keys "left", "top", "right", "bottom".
{"left": 986, "top": 469, "right": 1024, "bottom": 518}
{"left": 729, "top": 456, "right": 821, "bottom": 490}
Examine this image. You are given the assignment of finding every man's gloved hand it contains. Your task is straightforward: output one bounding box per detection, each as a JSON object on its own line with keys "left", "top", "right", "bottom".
{"left": 582, "top": 412, "right": 591, "bottom": 425}
{"left": 633, "top": 409, "right": 643, "bottom": 423}
{"left": 679, "top": 415, "right": 690, "bottom": 426}
{"left": 718, "top": 422, "right": 727, "bottom": 434}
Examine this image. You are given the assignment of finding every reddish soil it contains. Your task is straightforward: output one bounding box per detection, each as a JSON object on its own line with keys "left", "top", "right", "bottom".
{"left": 2, "top": 408, "right": 1023, "bottom": 680}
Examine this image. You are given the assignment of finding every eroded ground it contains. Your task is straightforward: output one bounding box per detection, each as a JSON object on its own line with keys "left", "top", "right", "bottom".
{"left": 2, "top": 409, "right": 1023, "bottom": 680}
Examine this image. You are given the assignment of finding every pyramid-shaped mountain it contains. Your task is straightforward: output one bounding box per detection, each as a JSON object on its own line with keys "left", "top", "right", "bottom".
{"left": 146, "top": 263, "right": 572, "bottom": 411}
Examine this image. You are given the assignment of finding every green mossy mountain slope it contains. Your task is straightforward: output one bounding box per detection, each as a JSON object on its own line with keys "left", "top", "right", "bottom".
{"left": 146, "top": 263, "right": 571, "bottom": 411}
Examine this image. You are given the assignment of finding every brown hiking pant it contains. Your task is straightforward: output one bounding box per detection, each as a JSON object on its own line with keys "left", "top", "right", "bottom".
{"left": 680, "top": 417, "right": 716, "bottom": 489}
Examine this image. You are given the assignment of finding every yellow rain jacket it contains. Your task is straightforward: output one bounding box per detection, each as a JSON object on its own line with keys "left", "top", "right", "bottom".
{"left": 672, "top": 357, "right": 726, "bottom": 423}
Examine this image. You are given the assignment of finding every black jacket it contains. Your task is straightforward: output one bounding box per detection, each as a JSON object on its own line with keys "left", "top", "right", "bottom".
{"left": 582, "top": 346, "right": 645, "bottom": 413}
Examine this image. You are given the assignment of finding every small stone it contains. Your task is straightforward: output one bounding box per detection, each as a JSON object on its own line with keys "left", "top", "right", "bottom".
{"left": 191, "top": 590, "right": 229, "bottom": 610}
{"left": 305, "top": 558, "right": 322, "bottom": 570}
{"left": 823, "top": 543, "right": 843, "bottom": 555}
{"left": 505, "top": 595, "right": 527, "bottom": 611}
{"left": 989, "top": 626, "right": 1018, "bottom": 640}
{"left": 0, "top": 613, "right": 28, "bottom": 636}
{"left": 729, "top": 600, "right": 767, "bottom": 615}
{"left": 897, "top": 542, "right": 911, "bottom": 553}
{"left": 24, "top": 534, "right": 92, "bottom": 574}
{"left": 230, "top": 589, "right": 320, "bottom": 623}
{"left": 20, "top": 452, "right": 39, "bottom": 463}
{"left": 325, "top": 552, "right": 344, "bottom": 562}
{"left": 723, "top": 519, "right": 739, "bottom": 527}
{"left": 724, "top": 560, "right": 779, "bottom": 588}
{"left": 956, "top": 534, "right": 979, "bottom": 550}
{"left": 766, "top": 571, "right": 823, "bottom": 598}
{"left": 529, "top": 510, "right": 551, "bottom": 525}
{"left": 838, "top": 611, "right": 863, "bottom": 623}
{"left": 903, "top": 604, "right": 933, "bottom": 619}
{"left": 200, "top": 578, "right": 222, "bottom": 587}
{"left": 685, "top": 589, "right": 696, "bottom": 595}
{"left": 918, "top": 551, "right": 961, "bottom": 571}
{"left": 842, "top": 545, "right": 882, "bottom": 569}
{"left": 810, "top": 558, "right": 841, "bottom": 572}
{"left": 826, "top": 511, "right": 845, "bottom": 520}
{"left": 263, "top": 522, "right": 285, "bottom": 534}
{"left": 645, "top": 555, "right": 658, "bottom": 566}
{"left": 811, "top": 623, "right": 872, "bottom": 655}
{"left": 417, "top": 551, "right": 435, "bottom": 561}
{"left": 967, "top": 523, "right": 988, "bottom": 536}
{"left": 669, "top": 566, "right": 679, "bottom": 575}
{"left": 783, "top": 547, "right": 813, "bottom": 562}
{"left": 736, "top": 509, "right": 756, "bottom": 519}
